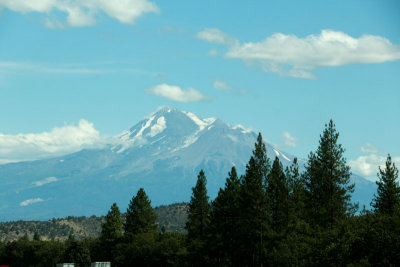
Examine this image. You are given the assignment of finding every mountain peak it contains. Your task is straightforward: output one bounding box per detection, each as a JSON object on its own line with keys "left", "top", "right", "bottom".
{"left": 150, "top": 106, "right": 178, "bottom": 116}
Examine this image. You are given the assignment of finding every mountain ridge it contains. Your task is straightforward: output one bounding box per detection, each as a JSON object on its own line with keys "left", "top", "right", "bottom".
{"left": 0, "top": 107, "right": 376, "bottom": 221}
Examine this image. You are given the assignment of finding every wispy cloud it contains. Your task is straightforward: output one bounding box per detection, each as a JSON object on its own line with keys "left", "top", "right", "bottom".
{"left": 282, "top": 131, "right": 297, "bottom": 147}
{"left": 158, "top": 25, "right": 187, "bottom": 36}
{"left": 32, "top": 177, "right": 58, "bottom": 187}
{"left": 350, "top": 143, "right": 400, "bottom": 180}
{"left": 213, "top": 79, "right": 232, "bottom": 91}
{"left": 146, "top": 83, "right": 207, "bottom": 102}
{"left": 197, "top": 28, "right": 239, "bottom": 46}
{"left": 0, "top": 0, "right": 160, "bottom": 28}
{"left": 0, "top": 61, "right": 107, "bottom": 75}
{"left": 0, "top": 119, "right": 105, "bottom": 163}
{"left": 0, "top": 61, "right": 161, "bottom": 77}
{"left": 198, "top": 29, "right": 400, "bottom": 79}
{"left": 20, "top": 198, "right": 44, "bottom": 207}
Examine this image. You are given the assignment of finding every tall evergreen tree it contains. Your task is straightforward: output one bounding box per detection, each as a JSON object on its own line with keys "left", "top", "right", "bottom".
{"left": 101, "top": 203, "right": 123, "bottom": 242}
{"left": 266, "top": 156, "right": 289, "bottom": 233}
{"left": 124, "top": 188, "right": 157, "bottom": 238}
{"left": 372, "top": 154, "right": 400, "bottom": 215}
{"left": 186, "top": 170, "right": 211, "bottom": 265}
{"left": 208, "top": 167, "right": 241, "bottom": 266}
{"left": 101, "top": 203, "right": 123, "bottom": 261}
{"left": 186, "top": 170, "right": 210, "bottom": 240}
{"left": 304, "top": 120, "right": 355, "bottom": 229}
{"left": 286, "top": 158, "right": 306, "bottom": 222}
{"left": 237, "top": 133, "right": 270, "bottom": 266}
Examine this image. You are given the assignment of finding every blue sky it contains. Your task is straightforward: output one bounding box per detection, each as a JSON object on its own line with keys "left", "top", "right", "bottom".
{"left": 0, "top": 0, "right": 399, "bottom": 180}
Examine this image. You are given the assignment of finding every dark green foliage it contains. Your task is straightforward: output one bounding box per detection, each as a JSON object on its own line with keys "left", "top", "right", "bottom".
{"left": 304, "top": 120, "right": 355, "bottom": 228}
{"left": 64, "top": 240, "right": 91, "bottom": 267}
{"left": 186, "top": 170, "right": 210, "bottom": 240}
{"left": 124, "top": 188, "right": 158, "bottom": 238}
{"left": 372, "top": 154, "right": 400, "bottom": 215}
{"left": 267, "top": 156, "right": 289, "bottom": 233}
{"left": 115, "top": 233, "right": 157, "bottom": 266}
{"left": 186, "top": 169, "right": 210, "bottom": 265}
{"left": 101, "top": 203, "right": 123, "bottom": 242}
{"left": 287, "top": 158, "right": 307, "bottom": 223}
{"left": 156, "top": 232, "right": 188, "bottom": 266}
{"left": 114, "top": 232, "right": 188, "bottom": 266}
{"left": 100, "top": 202, "right": 123, "bottom": 262}
{"left": 208, "top": 167, "right": 241, "bottom": 266}
{"left": 0, "top": 239, "right": 65, "bottom": 267}
{"left": 237, "top": 133, "right": 270, "bottom": 266}
{"left": 33, "top": 231, "right": 41, "bottom": 241}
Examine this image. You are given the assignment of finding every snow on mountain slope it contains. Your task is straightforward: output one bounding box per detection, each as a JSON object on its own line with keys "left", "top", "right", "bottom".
{"left": 0, "top": 107, "right": 376, "bottom": 220}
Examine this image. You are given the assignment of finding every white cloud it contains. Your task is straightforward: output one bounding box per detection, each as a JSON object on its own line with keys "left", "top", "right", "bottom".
{"left": 282, "top": 131, "right": 297, "bottom": 147}
{"left": 0, "top": 0, "right": 159, "bottom": 28}
{"left": 349, "top": 143, "right": 400, "bottom": 180}
{"left": 146, "top": 83, "right": 207, "bottom": 102}
{"left": 197, "top": 28, "right": 239, "bottom": 46}
{"left": 32, "top": 177, "right": 58, "bottom": 187}
{"left": 350, "top": 154, "right": 386, "bottom": 178}
{"left": 0, "top": 119, "right": 104, "bottom": 163}
{"left": 198, "top": 29, "right": 400, "bottom": 79}
{"left": 20, "top": 198, "right": 44, "bottom": 207}
{"left": 213, "top": 79, "right": 232, "bottom": 91}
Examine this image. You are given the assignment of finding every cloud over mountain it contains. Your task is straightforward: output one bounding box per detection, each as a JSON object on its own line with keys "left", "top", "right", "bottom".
{"left": 350, "top": 143, "right": 400, "bottom": 180}
{"left": 0, "top": 119, "right": 103, "bottom": 163}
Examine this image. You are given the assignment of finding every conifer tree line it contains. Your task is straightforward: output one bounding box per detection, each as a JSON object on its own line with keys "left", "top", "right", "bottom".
{"left": 0, "top": 120, "right": 399, "bottom": 266}
{"left": 186, "top": 120, "right": 400, "bottom": 266}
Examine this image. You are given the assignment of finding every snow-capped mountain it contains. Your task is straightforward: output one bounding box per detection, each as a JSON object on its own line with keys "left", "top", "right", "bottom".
{"left": 109, "top": 107, "right": 296, "bottom": 176}
{"left": 0, "top": 107, "right": 376, "bottom": 220}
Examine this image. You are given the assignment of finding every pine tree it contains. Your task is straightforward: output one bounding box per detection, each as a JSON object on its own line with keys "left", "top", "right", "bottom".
{"left": 372, "top": 154, "right": 400, "bottom": 215}
{"left": 208, "top": 167, "right": 241, "bottom": 265}
{"left": 237, "top": 133, "right": 270, "bottom": 266}
{"left": 101, "top": 203, "right": 123, "bottom": 261}
{"left": 286, "top": 158, "right": 306, "bottom": 222}
{"left": 304, "top": 120, "right": 355, "bottom": 229}
{"left": 266, "top": 156, "right": 289, "bottom": 233}
{"left": 186, "top": 170, "right": 210, "bottom": 240}
{"left": 124, "top": 188, "right": 157, "bottom": 238}
{"left": 186, "top": 170, "right": 210, "bottom": 265}
{"left": 101, "top": 203, "right": 123, "bottom": 242}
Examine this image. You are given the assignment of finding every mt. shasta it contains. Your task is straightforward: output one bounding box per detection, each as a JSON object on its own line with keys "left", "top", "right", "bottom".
{"left": 0, "top": 107, "right": 375, "bottom": 220}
